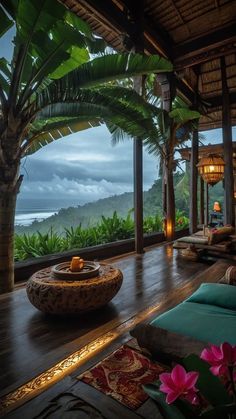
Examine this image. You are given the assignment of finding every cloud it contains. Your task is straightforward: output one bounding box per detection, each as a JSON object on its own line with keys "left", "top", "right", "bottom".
{"left": 20, "top": 123, "right": 232, "bottom": 206}
{"left": 21, "top": 175, "right": 133, "bottom": 205}
{"left": 20, "top": 125, "right": 158, "bottom": 201}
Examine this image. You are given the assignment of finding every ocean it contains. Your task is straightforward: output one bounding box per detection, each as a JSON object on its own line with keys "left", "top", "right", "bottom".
{"left": 15, "top": 198, "right": 80, "bottom": 226}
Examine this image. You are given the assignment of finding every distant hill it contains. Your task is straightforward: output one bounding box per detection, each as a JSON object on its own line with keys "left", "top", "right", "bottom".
{"left": 15, "top": 171, "right": 224, "bottom": 235}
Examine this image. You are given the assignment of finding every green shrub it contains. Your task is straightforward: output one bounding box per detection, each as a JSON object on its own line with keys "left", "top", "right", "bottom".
{"left": 14, "top": 228, "right": 65, "bottom": 260}
{"left": 143, "top": 214, "right": 162, "bottom": 233}
{"left": 98, "top": 211, "right": 134, "bottom": 242}
{"left": 175, "top": 209, "right": 189, "bottom": 230}
{"left": 64, "top": 225, "right": 102, "bottom": 249}
{"left": 14, "top": 211, "right": 168, "bottom": 261}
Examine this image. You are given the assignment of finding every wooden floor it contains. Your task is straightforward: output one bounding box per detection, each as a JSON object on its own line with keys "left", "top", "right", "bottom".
{"left": 0, "top": 243, "right": 229, "bottom": 418}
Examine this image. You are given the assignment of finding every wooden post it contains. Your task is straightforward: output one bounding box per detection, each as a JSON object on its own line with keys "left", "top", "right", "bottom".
{"left": 126, "top": 0, "right": 145, "bottom": 253}
{"left": 199, "top": 177, "right": 205, "bottom": 226}
{"left": 205, "top": 183, "right": 209, "bottom": 226}
{"left": 189, "top": 129, "right": 199, "bottom": 233}
{"left": 221, "top": 56, "right": 234, "bottom": 226}
{"left": 133, "top": 133, "right": 144, "bottom": 253}
{"left": 133, "top": 75, "right": 144, "bottom": 253}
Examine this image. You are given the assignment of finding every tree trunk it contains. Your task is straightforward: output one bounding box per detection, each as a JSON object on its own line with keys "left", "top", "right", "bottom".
{"left": 0, "top": 150, "right": 22, "bottom": 293}
{"left": 0, "top": 190, "right": 18, "bottom": 293}
{"left": 162, "top": 163, "right": 167, "bottom": 235}
{"left": 166, "top": 160, "right": 175, "bottom": 241}
{"left": 0, "top": 119, "right": 24, "bottom": 293}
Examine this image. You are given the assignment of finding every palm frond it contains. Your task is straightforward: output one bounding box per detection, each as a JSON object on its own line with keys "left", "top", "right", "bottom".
{"left": 106, "top": 122, "right": 131, "bottom": 146}
{"left": 24, "top": 116, "right": 102, "bottom": 155}
{"left": 0, "top": 3, "right": 14, "bottom": 37}
{"left": 49, "top": 53, "right": 173, "bottom": 91}
{"left": 143, "top": 132, "right": 165, "bottom": 158}
{"left": 26, "top": 87, "right": 161, "bottom": 155}
{"left": 84, "top": 36, "right": 106, "bottom": 54}
{"left": 96, "top": 85, "right": 160, "bottom": 117}
{"left": 169, "top": 108, "right": 200, "bottom": 124}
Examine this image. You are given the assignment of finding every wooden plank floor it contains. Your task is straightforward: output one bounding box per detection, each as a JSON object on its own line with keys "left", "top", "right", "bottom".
{"left": 0, "top": 243, "right": 226, "bottom": 417}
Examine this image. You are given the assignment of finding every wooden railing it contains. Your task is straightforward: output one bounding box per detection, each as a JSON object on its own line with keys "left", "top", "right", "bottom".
{"left": 14, "top": 229, "right": 189, "bottom": 282}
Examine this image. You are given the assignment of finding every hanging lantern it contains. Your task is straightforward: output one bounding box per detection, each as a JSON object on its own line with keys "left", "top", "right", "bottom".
{"left": 197, "top": 154, "right": 225, "bottom": 186}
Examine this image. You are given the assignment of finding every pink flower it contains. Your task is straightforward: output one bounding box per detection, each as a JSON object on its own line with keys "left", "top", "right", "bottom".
{"left": 159, "top": 364, "right": 199, "bottom": 404}
{"left": 200, "top": 342, "right": 236, "bottom": 377}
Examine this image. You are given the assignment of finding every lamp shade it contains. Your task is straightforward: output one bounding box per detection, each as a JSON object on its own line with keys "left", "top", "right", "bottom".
{"left": 213, "top": 201, "right": 221, "bottom": 212}
{"left": 197, "top": 154, "right": 225, "bottom": 186}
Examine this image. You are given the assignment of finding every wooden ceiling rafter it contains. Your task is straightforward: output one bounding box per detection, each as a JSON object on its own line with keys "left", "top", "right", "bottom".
{"left": 179, "top": 142, "right": 236, "bottom": 161}
{"left": 202, "top": 74, "right": 236, "bottom": 86}
{"left": 206, "top": 92, "right": 236, "bottom": 106}
{"left": 157, "top": 1, "right": 235, "bottom": 42}
{"left": 174, "top": 24, "right": 235, "bottom": 59}
{"left": 122, "top": 0, "right": 173, "bottom": 57}
{"left": 60, "top": 0, "right": 236, "bottom": 129}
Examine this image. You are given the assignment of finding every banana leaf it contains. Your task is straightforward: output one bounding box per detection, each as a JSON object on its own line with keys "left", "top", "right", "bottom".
{"left": 0, "top": 4, "right": 13, "bottom": 37}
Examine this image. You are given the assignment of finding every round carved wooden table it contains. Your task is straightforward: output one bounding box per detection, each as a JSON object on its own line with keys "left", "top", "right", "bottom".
{"left": 26, "top": 263, "right": 123, "bottom": 315}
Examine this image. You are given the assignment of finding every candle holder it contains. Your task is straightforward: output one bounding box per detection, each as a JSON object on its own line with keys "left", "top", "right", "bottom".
{"left": 52, "top": 261, "right": 100, "bottom": 280}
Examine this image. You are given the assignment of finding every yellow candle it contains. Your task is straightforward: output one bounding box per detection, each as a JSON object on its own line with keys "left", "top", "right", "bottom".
{"left": 70, "top": 256, "right": 84, "bottom": 272}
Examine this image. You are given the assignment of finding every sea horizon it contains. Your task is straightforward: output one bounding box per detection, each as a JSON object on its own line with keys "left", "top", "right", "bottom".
{"left": 15, "top": 198, "right": 81, "bottom": 226}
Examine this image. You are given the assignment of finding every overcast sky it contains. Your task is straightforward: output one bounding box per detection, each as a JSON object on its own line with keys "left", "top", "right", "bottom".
{"left": 19, "top": 125, "right": 159, "bottom": 205}
{"left": 18, "top": 125, "right": 235, "bottom": 206}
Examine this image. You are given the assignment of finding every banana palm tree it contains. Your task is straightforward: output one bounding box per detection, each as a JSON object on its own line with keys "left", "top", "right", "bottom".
{"left": 144, "top": 101, "right": 200, "bottom": 240}
{"left": 108, "top": 87, "right": 200, "bottom": 240}
{"left": 0, "top": 0, "right": 172, "bottom": 293}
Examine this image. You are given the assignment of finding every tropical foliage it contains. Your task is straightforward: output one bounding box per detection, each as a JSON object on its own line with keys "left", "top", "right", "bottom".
{"left": 14, "top": 210, "right": 188, "bottom": 261}
{"left": 108, "top": 83, "right": 200, "bottom": 240}
{"left": 175, "top": 209, "right": 189, "bottom": 230}
{"left": 143, "top": 97, "right": 200, "bottom": 240}
{"left": 15, "top": 173, "right": 190, "bottom": 236}
{"left": 0, "top": 0, "right": 173, "bottom": 292}
{"left": 13, "top": 212, "right": 136, "bottom": 261}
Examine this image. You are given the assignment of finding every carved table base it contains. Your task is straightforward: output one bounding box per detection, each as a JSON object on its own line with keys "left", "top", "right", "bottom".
{"left": 26, "top": 263, "right": 123, "bottom": 314}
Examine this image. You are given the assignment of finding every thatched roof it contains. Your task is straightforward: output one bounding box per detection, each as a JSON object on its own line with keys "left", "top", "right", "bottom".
{"left": 61, "top": 0, "right": 236, "bottom": 131}
{"left": 179, "top": 142, "right": 236, "bottom": 163}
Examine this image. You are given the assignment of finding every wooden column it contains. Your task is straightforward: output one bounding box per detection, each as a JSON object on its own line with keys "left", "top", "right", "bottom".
{"left": 205, "top": 183, "right": 209, "bottom": 226}
{"left": 133, "top": 132, "right": 144, "bottom": 253}
{"left": 221, "top": 56, "right": 234, "bottom": 226}
{"left": 133, "top": 75, "right": 144, "bottom": 253}
{"left": 199, "top": 177, "right": 205, "bottom": 226}
{"left": 189, "top": 129, "right": 199, "bottom": 233}
{"left": 126, "top": 0, "right": 145, "bottom": 253}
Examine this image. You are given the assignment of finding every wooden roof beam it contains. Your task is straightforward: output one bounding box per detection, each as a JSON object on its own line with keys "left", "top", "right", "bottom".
{"left": 78, "top": 0, "right": 173, "bottom": 57}
{"left": 74, "top": 0, "right": 195, "bottom": 104}
{"left": 175, "top": 77, "right": 195, "bottom": 104}
{"left": 122, "top": 0, "right": 173, "bottom": 57}
{"left": 206, "top": 92, "right": 236, "bottom": 108}
{"left": 174, "top": 24, "right": 236, "bottom": 69}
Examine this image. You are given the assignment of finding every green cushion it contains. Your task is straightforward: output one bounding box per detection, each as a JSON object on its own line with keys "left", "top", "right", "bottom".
{"left": 151, "top": 302, "right": 236, "bottom": 345}
{"left": 177, "top": 236, "right": 208, "bottom": 244}
{"left": 186, "top": 283, "right": 236, "bottom": 311}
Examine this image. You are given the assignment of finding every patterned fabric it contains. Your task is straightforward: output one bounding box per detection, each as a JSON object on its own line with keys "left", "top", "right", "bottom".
{"left": 208, "top": 226, "right": 234, "bottom": 245}
{"left": 176, "top": 236, "right": 208, "bottom": 244}
{"left": 78, "top": 345, "right": 165, "bottom": 410}
{"left": 225, "top": 266, "right": 236, "bottom": 285}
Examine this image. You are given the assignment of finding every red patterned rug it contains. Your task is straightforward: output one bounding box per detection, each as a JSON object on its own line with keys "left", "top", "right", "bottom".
{"left": 77, "top": 345, "right": 165, "bottom": 410}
